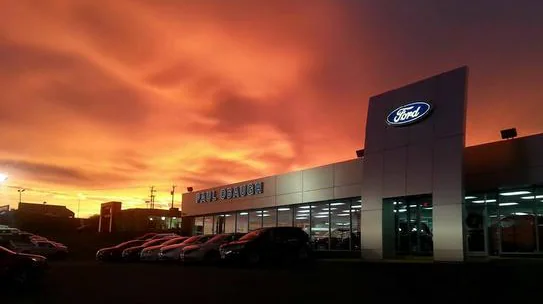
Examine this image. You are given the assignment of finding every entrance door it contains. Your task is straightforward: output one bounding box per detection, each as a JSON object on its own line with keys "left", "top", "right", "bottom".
{"left": 392, "top": 196, "right": 433, "bottom": 257}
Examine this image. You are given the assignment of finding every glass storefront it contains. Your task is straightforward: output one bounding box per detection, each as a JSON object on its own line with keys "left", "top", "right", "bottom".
{"left": 189, "top": 197, "right": 361, "bottom": 251}
{"left": 382, "top": 195, "right": 433, "bottom": 258}
{"left": 465, "top": 185, "right": 543, "bottom": 256}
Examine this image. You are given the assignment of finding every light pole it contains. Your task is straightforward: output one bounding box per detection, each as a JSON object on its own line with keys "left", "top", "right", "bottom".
{"left": 18, "top": 188, "right": 25, "bottom": 204}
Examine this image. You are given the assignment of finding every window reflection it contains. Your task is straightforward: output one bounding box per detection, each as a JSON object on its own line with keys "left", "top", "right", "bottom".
{"left": 330, "top": 200, "right": 351, "bottom": 250}
{"left": 249, "top": 210, "right": 262, "bottom": 231}
{"left": 236, "top": 212, "right": 249, "bottom": 233}
{"left": 311, "top": 202, "right": 329, "bottom": 250}
{"left": 194, "top": 217, "right": 203, "bottom": 235}
{"left": 351, "top": 199, "right": 361, "bottom": 251}
{"left": 203, "top": 216, "right": 213, "bottom": 235}
{"left": 465, "top": 187, "right": 543, "bottom": 256}
{"left": 262, "top": 208, "right": 277, "bottom": 228}
{"left": 465, "top": 194, "right": 486, "bottom": 252}
{"left": 224, "top": 213, "right": 235, "bottom": 233}
{"left": 294, "top": 205, "right": 310, "bottom": 235}
{"left": 277, "top": 207, "right": 293, "bottom": 227}
{"left": 214, "top": 215, "right": 224, "bottom": 234}
{"left": 498, "top": 188, "right": 536, "bottom": 252}
{"left": 191, "top": 196, "right": 363, "bottom": 251}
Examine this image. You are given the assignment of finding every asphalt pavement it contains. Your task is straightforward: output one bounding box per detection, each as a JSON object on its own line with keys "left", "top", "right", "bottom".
{"left": 3, "top": 259, "right": 541, "bottom": 304}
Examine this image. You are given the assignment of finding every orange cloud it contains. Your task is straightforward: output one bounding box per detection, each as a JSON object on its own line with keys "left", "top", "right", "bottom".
{"left": 0, "top": 0, "right": 542, "bottom": 217}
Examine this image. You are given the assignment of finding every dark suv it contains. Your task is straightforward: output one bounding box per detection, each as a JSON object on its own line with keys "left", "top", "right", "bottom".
{"left": 219, "top": 227, "right": 312, "bottom": 265}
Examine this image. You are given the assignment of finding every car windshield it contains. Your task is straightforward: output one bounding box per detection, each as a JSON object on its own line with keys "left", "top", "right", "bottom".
{"left": 161, "top": 237, "right": 188, "bottom": 246}
{"left": 239, "top": 229, "right": 267, "bottom": 241}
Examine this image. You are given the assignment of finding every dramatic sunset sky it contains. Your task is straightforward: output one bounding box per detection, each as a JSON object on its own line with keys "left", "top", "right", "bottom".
{"left": 0, "top": 0, "right": 542, "bottom": 217}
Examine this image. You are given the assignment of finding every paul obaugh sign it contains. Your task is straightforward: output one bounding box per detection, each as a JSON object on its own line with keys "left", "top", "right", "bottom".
{"left": 196, "top": 182, "right": 264, "bottom": 203}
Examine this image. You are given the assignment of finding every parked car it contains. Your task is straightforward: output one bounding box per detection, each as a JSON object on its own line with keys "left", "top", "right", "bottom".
{"left": 122, "top": 236, "right": 177, "bottom": 262}
{"left": 32, "top": 240, "right": 69, "bottom": 259}
{"left": 140, "top": 237, "right": 189, "bottom": 261}
{"left": 148, "top": 233, "right": 179, "bottom": 240}
{"left": 1, "top": 239, "right": 68, "bottom": 259}
{"left": 96, "top": 240, "right": 146, "bottom": 262}
{"left": 158, "top": 235, "right": 213, "bottom": 261}
{"left": 219, "top": 227, "right": 312, "bottom": 266}
{"left": 135, "top": 233, "right": 157, "bottom": 240}
{"left": 181, "top": 233, "right": 245, "bottom": 264}
{"left": 0, "top": 246, "right": 48, "bottom": 288}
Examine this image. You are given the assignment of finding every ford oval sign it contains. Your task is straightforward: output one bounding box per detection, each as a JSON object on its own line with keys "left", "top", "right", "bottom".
{"left": 386, "top": 101, "right": 432, "bottom": 126}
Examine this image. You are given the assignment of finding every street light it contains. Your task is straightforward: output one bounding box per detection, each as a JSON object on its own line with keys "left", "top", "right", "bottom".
{"left": 17, "top": 188, "right": 25, "bottom": 204}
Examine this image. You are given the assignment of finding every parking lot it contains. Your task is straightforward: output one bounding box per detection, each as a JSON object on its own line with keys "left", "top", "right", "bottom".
{"left": 3, "top": 258, "right": 542, "bottom": 304}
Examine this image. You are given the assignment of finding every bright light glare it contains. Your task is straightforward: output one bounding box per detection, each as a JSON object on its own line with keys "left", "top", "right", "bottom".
{"left": 499, "top": 191, "right": 531, "bottom": 196}
{"left": 472, "top": 199, "right": 497, "bottom": 204}
{"left": 499, "top": 202, "right": 518, "bottom": 206}
{"left": 521, "top": 195, "right": 543, "bottom": 200}
{"left": 0, "top": 173, "right": 7, "bottom": 182}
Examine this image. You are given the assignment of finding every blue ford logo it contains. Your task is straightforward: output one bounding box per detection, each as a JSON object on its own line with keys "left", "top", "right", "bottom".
{"left": 386, "top": 101, "right": 432, "bottom": 126}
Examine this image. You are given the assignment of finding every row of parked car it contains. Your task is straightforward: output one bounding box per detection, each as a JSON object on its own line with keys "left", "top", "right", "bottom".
{"left": 0, "top": 226, "right": 68, "bottom": 259}
{"left": 0, "top": 226, "right": 50, "bottom": 288}
{"left": 97, "top": 227, "right": 313, "bottom": 265}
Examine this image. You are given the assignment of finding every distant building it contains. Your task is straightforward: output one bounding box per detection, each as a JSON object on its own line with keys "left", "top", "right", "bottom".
{"left": 98, "top": 201, "right": 182, "bottom": 233}
{"left": 18, "top": 202, "right": 74, "bottom": 218}
{"left": 11, "top": 203, "right": 77, "bottom": 233}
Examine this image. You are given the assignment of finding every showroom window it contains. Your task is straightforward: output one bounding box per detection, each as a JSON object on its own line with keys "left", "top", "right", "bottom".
{"left": 190, "top": 196, "right": 362, "bottom": 251}
{"left": 330, "top": 200, "right": 351, "bottom": 250}
{"left": 311, "top": 202, "right": 330, "bottom": 250}
{"left": 249, "top": 210, "right": 262, "bottom": 231}
{"left": 351, "top": 199, "right": 361, "bottom": 250}
{"left": 277, "top": 207, "right": 293, "bottom": 227}
{"left": 203, "top": 216, "right": 213, "bottom": 235}
{"left": 224, "top": 213, "right": 235, "bottom": 233}
{"left": 194, "top": 217, "right": 204, "bottom": 235}
{"left": 236, "top": 212, "right": 249, "bottom": 233}
{"left": 214, "top": 215, "right": 225, "bottom": 234}
{"left": 465, "top": 186, "right": 543, "bottom": 256}
{"left": 294, "top": 204, "right": 311, "bottom": 235}
{"left": 262, "top": 208, "right": 277, "bottom": 228}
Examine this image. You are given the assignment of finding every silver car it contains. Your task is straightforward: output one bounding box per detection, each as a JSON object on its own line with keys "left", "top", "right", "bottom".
{"left": 180, "top": 233, "right": 245, "bottom": 263}
{"left": 158, "top": 235, "right": 213, "bottom": 261}
{"left": 140, "top": 237, "right": 188, "bottom": 261}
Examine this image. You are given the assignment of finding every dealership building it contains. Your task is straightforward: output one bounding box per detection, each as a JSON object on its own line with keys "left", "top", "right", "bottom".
{"left": 181, "top": 66, "right": 543, "bottom": 261}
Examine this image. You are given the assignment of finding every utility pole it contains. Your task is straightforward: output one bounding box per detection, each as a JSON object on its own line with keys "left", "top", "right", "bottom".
{"left": 169, "top": 185, "right": 177, "bottom": 230}
{"left": 170, "top": 185, "right": 176, "bottom": 209}
{"left": 149, "top": 186, "right": 156, "bottom": 209}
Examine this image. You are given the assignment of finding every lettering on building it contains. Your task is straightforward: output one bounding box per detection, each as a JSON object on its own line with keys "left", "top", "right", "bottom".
{"left": 196, "top": 181, "right": 264, "bottom": 203}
